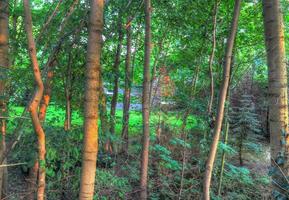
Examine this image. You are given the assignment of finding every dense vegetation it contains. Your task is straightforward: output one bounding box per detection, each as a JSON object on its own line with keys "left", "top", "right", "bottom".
{"left": 0, "top": 0, "right": 288, "bottom": 199}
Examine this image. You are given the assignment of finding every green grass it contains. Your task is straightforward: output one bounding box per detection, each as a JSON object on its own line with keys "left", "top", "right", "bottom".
{"left": 8, "top": 104, "right": 200, "bottom": 137}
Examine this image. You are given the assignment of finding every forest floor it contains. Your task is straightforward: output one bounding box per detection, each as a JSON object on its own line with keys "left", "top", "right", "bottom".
{"left": 4, "top": 105, "right": 272, "bottom": 199}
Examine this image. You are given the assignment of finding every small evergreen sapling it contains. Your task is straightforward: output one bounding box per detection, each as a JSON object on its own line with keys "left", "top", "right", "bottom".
{"left": 230, "top": 94, "right": 261, "bottom": 166}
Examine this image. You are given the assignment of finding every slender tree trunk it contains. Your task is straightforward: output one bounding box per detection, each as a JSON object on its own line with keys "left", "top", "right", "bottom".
{"left": 64, "top": 51, "right": 73, "bottom": 131}
{"left": 109, "top": 16, "right": 123, "bottom": 141}
{"left": 178, "top": 66, "right": 199, "bottom": 199}
{"left": 23, "top": 0, "right": 46, "bottom": 199}
{"left": 79, "top": 0, "right": 103, "bottom": 199}
{"left": 262, "top": 0, "right": 289, "bottom": 169}
{"left": 37, "top": 0, "right": 63, "bottom": 42}
{"left": 238, "top": 131, "right": 244, "bottom": 166}
{"left": 208, "top": 0, "right": 218, "bottom": 115}
{"left": 149, "top": 36, "right": 165, "bottom": 106}
{"left": 140, "top": 0, "right": 151, "bottom": 199}
{"left": 121, "top": 19, "right": 132, "bottom": 155}
{"left": 38, "top": 60, "right": 56, "bottom": 122}
{"left": 203, "top": 1, "right": 241, "bottom": 199}
{"left": 58, "top": 0, "right": 79, "bottom": 33}
{"left": 39, "top": 38, "right": 63, "bottom": 122}
{"left": 99, "top": 77, "right": 110, "bottom": 153}
{"left": 217, "top": 121, "right": 229, "bottom": 196}
{"left": 0, "top": 0, "right": 9, "bottom": 197}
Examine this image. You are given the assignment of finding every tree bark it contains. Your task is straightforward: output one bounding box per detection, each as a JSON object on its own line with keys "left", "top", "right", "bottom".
{"left": 217, "top": 121, "right": 229, "bottom": 196}
{"left": 0, "top": 0, "right": 9, "bottom": 197}
{"left": 121, "top": 18, "right": 132, "bottom": 155}
{"left": 99, "top": 77, "right": 110, "bottom": 153}
{"left": 262, "top": 0, "right": 289, "bottom": 195}
{"left": 23, "top": 0, "right": 46, "bottom": 199}
{"left": 262, "top": 0, "right": 289, "bottom": 164}
{"left": 109, "top": 16, "right": 123, "bottom": 141}
{"left": 64, "top": 51, "right": 73, "bottom": 131}
{"left": 140, "top": 0, "right": 151, "bottom": 199}
{"left": 79, "top": 0, "right": 103, "bottom": 199}
{"left": 208, "top": 0, "right": 218, "bottom": 115}
{"left": 203, "top": 0, "right": 241, "bottom": 199}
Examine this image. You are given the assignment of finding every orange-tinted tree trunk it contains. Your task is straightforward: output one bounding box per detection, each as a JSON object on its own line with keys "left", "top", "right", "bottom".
{"left": 23, "top": 0, "right": 46, "bottom": 199}
{"left": 79, "top": 0, "right": 103, "bottom": 199}
{"left": 140, "top": 0, "right": 151, "bottom": 199}
{"left": 121, "top": 18, "right": 132, "bottom": 155}
{"left": 203, "top": 0, "right": 241, "bottom": 199}
{"left": 0, "top": 0, "right": 9, "bottom": 197}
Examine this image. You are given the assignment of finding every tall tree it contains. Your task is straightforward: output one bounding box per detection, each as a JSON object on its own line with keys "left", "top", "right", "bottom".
{"left": 203, "top": 0, "right": 241, "bottom": 199}
{"left": 79, "top": 0, "right": 103, "bottom": 199}
{"left": 23, "top": 0, "right": 46, "bottom": 199}
{"left": 121, "top": 18, "right": 132, "bottom": 155}
{"left": 64, "top": 51, "right": 73, "bottom": 131}
{"left": 0, "top": 0, "right": 9, "bottom": 197}
{"left": 262, "top": 0, "right": 289, "bottom": 194}
{"left": 140, "top": 0, "right": 151, "bottom": 199}
{"left": 109, "top": 16, "right": 123, "bottom": 143}
{"left": 208, "top": 0, "right": 218, "bottom": 115}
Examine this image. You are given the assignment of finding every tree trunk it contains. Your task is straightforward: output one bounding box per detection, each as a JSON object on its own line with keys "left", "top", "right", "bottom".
{"left": 37, "top": 0, "right": 63, "bottom": 42}
{"left": 0, "top": 0, "right": 9, "bottom": 197}
{"left": 79, "top": 0, "right": 103, "bottom": 199}
{"left": 39, "top": 61, "right": 56, "bottom": 123}
{"left": 262, "top": 0, "right": 289, "bottom": 195}
{"left": 23, "top": 0, "right": 46, "bottom": 199}
{"left": 110, "top": 16, "right": 123, "bottom": 141}
{"left": 121, "top": 19, "right": 132, "bottom": 155}
{"left": 208, "top": 0, "right": 218, "bottom": 115}
{"left": 217, "top": 121, "right": 229, "bottom": 196}
{"left": 140, "top": 0, "right": 151, "bottom": 199}
{"left": 203, "top": 0, "right": 241, "bottom": 199}
{"left": 99, "top": 77, "right": 110, "bottom": 153}
{"left": 64, "top": 51, "right": 73, "bottom": 131}
{"left": 239, "top": 132, "right": 243, "bottom": 166}
{"left": 58, "top": 0, "right": 79, "bottom": 33}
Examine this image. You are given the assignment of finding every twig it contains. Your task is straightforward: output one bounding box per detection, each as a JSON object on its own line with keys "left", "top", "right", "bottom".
{"left": 0, "top": 162, "right": 27, "bottom": 168}
{"left": 271, "top": 158, "right": 289, "bottom": 185}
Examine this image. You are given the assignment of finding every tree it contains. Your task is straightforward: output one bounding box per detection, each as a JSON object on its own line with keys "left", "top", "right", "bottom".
{"left": 121, "top": 18, "right": 132, "bottom": 155}
{"left": 23, "top": 0, "right": 46, "bottom": 199}
{"left": 109, "top": 15, "right": 123, "bottom": 151}
{"left": 79, "top": 0, "right": 103, "bottom": 199}
{"left": 64, "top": 51, "right": 73, "bottom": 131}
{"left": 0, "top": 0, "right": 9, "bottom": 197}
{"left": 140, "top": 0, "right": 151, "bottom": 199}
{"left": 231, "top": 94, "right": 261, "bottom": 166}
{"left": 207, "top": 0, "right": 218, "bottom": 116}
{"left": 262, "top": 0, "right": 289, "bottom": 197}
{"left": 203, "top": 0, "right": 241, "bottom": 199}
